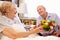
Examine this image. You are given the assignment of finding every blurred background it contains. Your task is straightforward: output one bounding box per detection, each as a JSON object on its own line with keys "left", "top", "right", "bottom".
{"left": 24, "top": 0, "right": 60, "bottom": 18}
{"left": 0, "top": 0, "right": 60, "bottom": 25}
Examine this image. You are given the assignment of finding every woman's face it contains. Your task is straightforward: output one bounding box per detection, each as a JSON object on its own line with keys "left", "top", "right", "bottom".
{"left": 6, "top": 7, "right": 16, "bottom": 19}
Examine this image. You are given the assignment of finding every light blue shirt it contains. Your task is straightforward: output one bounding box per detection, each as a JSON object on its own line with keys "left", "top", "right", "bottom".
{"left": 36, "top": 13, "right": 60, "bottom": 26}
{"left": 36, "top": 13, "right": 60, "bottom": 36}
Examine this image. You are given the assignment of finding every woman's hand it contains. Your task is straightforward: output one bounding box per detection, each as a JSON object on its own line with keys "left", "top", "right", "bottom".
{"left": 30, "top": 26, "right": 44, "bottom": 34}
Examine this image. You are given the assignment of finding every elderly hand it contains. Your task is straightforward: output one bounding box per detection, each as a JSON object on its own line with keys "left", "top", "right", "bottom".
{"left": 53, "top": 26, "right": 60, "bottom": 37}
{"left": 52, "top": 32, "right": 59, "bottom": 37}
{"left": 30, "top": 25, "right": 44, "bottom": 34}
{"left": 52, "top": 30, "right": 60, "bottom": 37}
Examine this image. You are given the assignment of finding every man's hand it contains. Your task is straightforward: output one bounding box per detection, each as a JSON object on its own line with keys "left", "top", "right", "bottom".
{"left": 52, "top": 32, "right": 59, "bottom": 37}
{"left": 53, "top": 30, "right": 60, "bottom": 37}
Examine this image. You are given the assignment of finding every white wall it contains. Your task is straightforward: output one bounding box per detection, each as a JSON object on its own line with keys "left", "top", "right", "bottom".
{"left": 24, "top": 0, "right": 60, "bottom": 18}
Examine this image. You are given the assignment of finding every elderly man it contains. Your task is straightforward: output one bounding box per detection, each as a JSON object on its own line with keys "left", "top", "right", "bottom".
{"left": 36, "top": 5, "right": 60, "bottom": 36}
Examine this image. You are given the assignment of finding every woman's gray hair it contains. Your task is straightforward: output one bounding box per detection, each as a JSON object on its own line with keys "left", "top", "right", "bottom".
{"left": 0, "top": 1, "right": 16, "bottom": 15}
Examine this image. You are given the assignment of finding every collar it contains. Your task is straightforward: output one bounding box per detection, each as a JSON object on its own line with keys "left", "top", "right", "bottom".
{"left": 46, "top": 13, "right": 51, "bottom": 19}
{"left": 2, "top": 16, "right": 13, "bottom": 21}
{"left": 0, "top": 16, "right": 14, "bottom": 24}
{"left": 0, "top": 15, "right": 14, "bottom": 26}
{"left": 39, "top": 13, "right": 51, "bottom": 19}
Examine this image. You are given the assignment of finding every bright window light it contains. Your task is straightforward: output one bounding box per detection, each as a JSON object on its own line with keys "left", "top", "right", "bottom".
{"left": 24, "top": 0, "right": 60, "bottom": 18}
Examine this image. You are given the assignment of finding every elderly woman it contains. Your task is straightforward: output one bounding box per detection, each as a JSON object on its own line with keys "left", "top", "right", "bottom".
{"left": 0, "top": 1, "right": 42, "bottom": 40}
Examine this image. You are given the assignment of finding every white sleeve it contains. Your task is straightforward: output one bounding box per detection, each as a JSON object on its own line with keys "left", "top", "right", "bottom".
{"left": 0, "top": 24, "right": 4, "bottom": 32}
{"left": 0, "top": 23, "right": 10, "bottom": 32}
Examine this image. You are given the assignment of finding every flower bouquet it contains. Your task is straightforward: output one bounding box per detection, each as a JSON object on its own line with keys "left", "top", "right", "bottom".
{"left": 39, "top": 20, "right": 56, "bottom": 31}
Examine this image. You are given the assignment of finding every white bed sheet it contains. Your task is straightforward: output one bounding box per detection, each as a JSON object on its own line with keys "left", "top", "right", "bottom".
{"left": 15, "top": 36, "right": 60, "bottom": 40}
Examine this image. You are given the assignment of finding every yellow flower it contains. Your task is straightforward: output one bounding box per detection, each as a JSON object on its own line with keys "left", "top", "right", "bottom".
{"left": 41, "top": 20, "right": 46, "bottom": 24}
{"left": 41, "top": 20, "right": 49, "bottom": 25}
{"left": 46, "top": 20, "right": 50, "bottom": 23}
{"left": 45, "top": 22, "right": 49, "bottom": 25}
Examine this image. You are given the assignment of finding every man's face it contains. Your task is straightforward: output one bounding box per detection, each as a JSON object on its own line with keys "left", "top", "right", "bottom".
{"left": 37, "top": 6, "right": 46, "bottom": 16}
